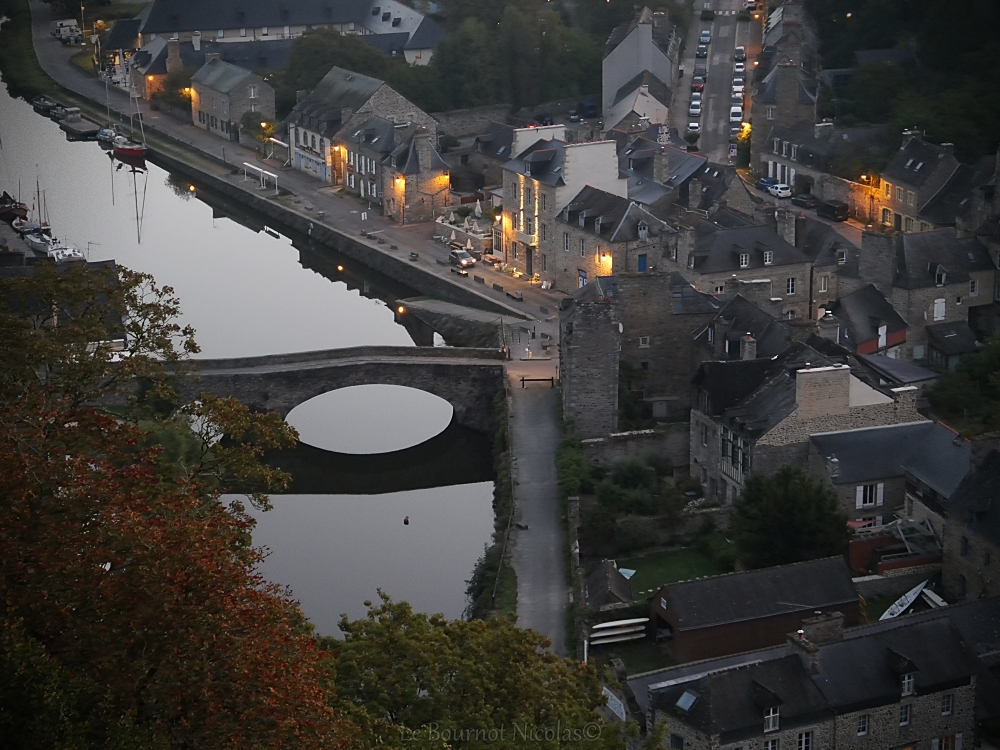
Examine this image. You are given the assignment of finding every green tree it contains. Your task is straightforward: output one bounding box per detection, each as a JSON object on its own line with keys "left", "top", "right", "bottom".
{"left": 732, "top": 466, "right": 850, "bottom": 569}
{"left": 329, "top": 593, "right": 626, "bottom": 749}
{"left": 929, "top": 333, "right": 1000, "bottom": 430}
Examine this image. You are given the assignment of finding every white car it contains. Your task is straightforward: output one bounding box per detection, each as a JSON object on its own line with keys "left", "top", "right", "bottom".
{"left": 734, "top": 61, "right": 746, "bottom": 74}
{"left": 691, "top": 91, "right": 703, "bottom": 103}
{"left": 729, "top": 106, "right": 743, "bottom": 123}
{"left": 732, "top": 81, "right": 745, "bottom": 94}
{"left": 687, "top": 122, "right": 701, "bottom": 133}
{"left": 768, "top": 183, "right": 792, "bottom": 198}
{"left": 731, "top": 92, "right": 744, "bottom": 105}
{"left": 689, "top": 102, "right": 702, "bottom": 117}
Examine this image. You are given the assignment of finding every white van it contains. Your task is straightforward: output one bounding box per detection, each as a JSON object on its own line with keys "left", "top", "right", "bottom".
{"left": 729, "top": 106, "right": 744, "bottom": 123}
{"left": 50, "top": 19, "right": 78, "bottom": 36}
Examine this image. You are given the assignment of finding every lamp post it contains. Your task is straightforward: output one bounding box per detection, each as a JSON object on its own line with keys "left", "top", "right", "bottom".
{"left": 80, "top": 2, "right": 85, "bottom": 36}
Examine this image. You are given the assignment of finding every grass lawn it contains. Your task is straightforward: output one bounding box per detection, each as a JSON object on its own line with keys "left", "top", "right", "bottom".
{"left": 619, "top": 544, "right": 730, "bottom": 597}
{"left": 70, "top": 46, "right": 97, "bottom": 76}
{"left": 0, "top": 0, "right": 60, "bottom": 98}
{"left": 861, "top": 594, "right": 898, "bottom": 623}
{"left": 590, "top": 639, "right": 675, "bottom": 676}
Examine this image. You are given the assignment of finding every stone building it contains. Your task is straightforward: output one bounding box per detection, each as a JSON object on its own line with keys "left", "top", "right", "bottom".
{"left": 690, "top": 293, "right": 792, "bottom": 363}
{"left": 941, "top": 450, "right": 1000, "bottom": 602}
{"left": 501, "top": 138, "right": 626, "bottom": 285}
{"left": 647, "top": 613, "right": 978, "bottom": 750}
{"left": 552, "top": 186, "right": 673, "bottom": 291}
{"left": 472, "top": 123, "right": 566, "bottom": 188}
{"left": 128, "top": 37, "right": 202, "bottom": 101}
{"left": 331, "top": 115, "right": 397, "bottom": 202}
{"left": 879, "top": 132, "right": 997, "bottom": 233}
{"left": 807, "top": 421, "right": 972, "bottom": 528}
{"left": 602, "top": 6, "right": 678, "bottom": 119}
{"left": 286, "top": 66, "right": 436, "bottom": 184}
{"left": 381, "top": 126, "right": 450, "bottom": 224}
{"left": 689, "top": 340, "right": 924, "bottom": 503}
{"left": 136, "top": 0, "right": 443, "bottom": 64}
{"left": 190, "top": 58, "right": 273, "bottom": 139}
{"left": 825, "top": 284, "right": 907, "bottom": 356}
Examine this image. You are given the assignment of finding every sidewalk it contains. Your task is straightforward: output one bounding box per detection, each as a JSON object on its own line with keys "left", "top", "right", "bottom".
{"left": 27, "top": 0, "right": 564, "bottom": 330}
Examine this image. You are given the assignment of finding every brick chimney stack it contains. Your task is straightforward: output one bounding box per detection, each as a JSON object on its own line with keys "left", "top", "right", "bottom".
{"left": 740, "top": 333, "right": 757, "bottom": 360}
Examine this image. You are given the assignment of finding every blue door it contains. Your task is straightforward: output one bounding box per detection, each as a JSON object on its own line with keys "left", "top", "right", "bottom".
{"left": 295, "top": 153, "right": 301, "bottom": 169}
{"left": 638, "top": 254, "right": 647, "bottom": 272}
{"left": 321, "top": 164, "right": 327, "bottom": 181}
{"left": 578, "top": 269, "right": 588, "bottom": 288}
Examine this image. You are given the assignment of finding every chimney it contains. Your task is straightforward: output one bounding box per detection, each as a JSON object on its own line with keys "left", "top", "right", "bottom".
{"left": 940, "top": 142, "right": 955, "bottom": 157}
{"left": 826, "top": 454, "right": 840, "bottom": 477}
{"left": 890, "top": 385, "right": 920, "bottom": 419}
{"left": 166, "top": 39, "right": 182, "bottom": 74}
{"left": 689, "top": 177, "right": 703, "bottom": 207}
{"left": 859, "top": 231, "right": 897, "bottom": 295}
{"left": 795, "top": 364, "right": 850, "bottom": 420}
{"left": 753, "top": 203, "right": 774, "bottom": 227}
{"left": 775, "top": 208, "right": 796, "bottom": 245}
{"left": 740, "top": 333, "right": 757, "bottom": 360}
{"left": 787, "top": 629, "right": 821, "bottom": 675}
{"left": 815, "top": 310, "right": 840, "bottom": 342}
{"left": 713, "top": 318, "right": 727, "bottom": 357}
{"left": 205, "top": 52, "right": 220, "bottom": 63}
{"left": 340, "top": 107, "right": 354, "bottom": 124}
{"left": 801, "top": 611, "right": 844, "bottom": 645}
{"left": 814, "top": 120, "right": 833, "bottom": 140}
{"left": 413, "top": 129, "right": 432, "bottom": 172}
{"left": 296, "top": 89, "right": 308, "bottom": 103}
{"left": 676, "top": 224, "right": 695, "bottom": 269}
{"left": 192, "top": 31, "right": 201, "bottom": 51}
{"left": 653, "top": 146, "right": 669, "bottom": 183}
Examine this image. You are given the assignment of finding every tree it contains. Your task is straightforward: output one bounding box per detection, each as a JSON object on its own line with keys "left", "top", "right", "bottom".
{"left": 731, "top": 466, "right": 850, "bottom": 569}
{"left": 329, "top": 593, "right": 627, "bottom": 750}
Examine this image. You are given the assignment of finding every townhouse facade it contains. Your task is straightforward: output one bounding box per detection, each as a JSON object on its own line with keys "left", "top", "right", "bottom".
{"left": 601, "top": 6, "right": 678, "bottom": 118}
{"left": 190, "top": 58, "right": 274, "bottom": 140}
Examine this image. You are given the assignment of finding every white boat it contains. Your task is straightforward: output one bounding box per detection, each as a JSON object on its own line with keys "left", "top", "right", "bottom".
{"left": 879, "top": 580, "right": 927, "bottom": 620}
{"left": 591, "top": 617, "right": 650, "bottom": 631}
{"left": 11, "top": 217, "right": 46, "bottom": 235}
{"left": 96, "top": 126, "right": 117, "bottom": 143}
{"left": 24, "top": 231, "right": 53, "bottom": 252}
{"left": 589, "top": 632, "right": 648, "bottom": 646}
{"left": 588, "top": 625, "right": 647, "bottom": 639}
{"left": 48, "top": 243, "right": 85, "bottom": 262}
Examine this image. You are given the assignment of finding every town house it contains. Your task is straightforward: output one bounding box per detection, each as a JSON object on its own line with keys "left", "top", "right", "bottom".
{"left": 380, "top": 125, "right": 450, "bottom": 224}
{"left": 472, "top": 123, "right": 565, "bottom": 189}
{"left": 500, "top": 138, "right": 626, "bottom": 286}
{"left": 601, "top": 7, "right": 678, "bottom": 124}
{"left": 825, "top": 284, "right": 907, "bottom": 357}
{"left": 190, "top": 57, "right": 274, "bottom": 140}
{"left": 331, "top": 115, "right": 396, "bottom": 203}
{"left": 940, "top": 450, "right": 1000, "bottom": 602}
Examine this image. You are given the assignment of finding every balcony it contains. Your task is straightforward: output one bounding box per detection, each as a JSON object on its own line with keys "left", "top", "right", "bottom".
{"left": 516, "top": 231, "right": 535, "bottom": 246}
{"left": 720, "top": 458, "right": 743, "bottom": 485}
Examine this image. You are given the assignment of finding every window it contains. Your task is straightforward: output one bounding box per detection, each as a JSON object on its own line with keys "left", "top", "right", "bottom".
{"left": 818, "top": 275, "right": 829, "bottom": 293}
{"left": 639, "top": 336, "right": 650, "bottom": 348}
{"left": 198, "top": 110, "right": 205, "bottom": 123}
{"left": 311, "top": 134, "right": 316, "bottom": 150}
{"left": 782, "top": 141, "right": 789, "bottom": 157}
{"left": 640, "top": 361, "right": 649, "bottom": 371}
{"left": 767, "top": 106, "right": 775, "bottom": 120}
{"left": 857, "top": 483, "right": 883, "bottom": 507}
{"left": 525, "top": 187, "right": 533, "bottom": 205}
{"left": 884, "top": 182, "right": 892, "bottom": 198}
{"left": 857, "top": 714, "right": 869, "bottom": 736}
{"left": 580, "top": 239, "right": 585, "bottom": 257}
{"left": 936, "top": 269, "right": 946, "bottom": 285}
{"left": 902, "top": 673, "right": 915, "bottom": 696}
{"left": 250, "top": 103, "right": 257, "bottom": 113}
{"left": 882, "top": 207, "right": 892, "bottom": 224}
{"left": 348, "top": 173, "right": 355, "bottom": 188}
{"left": 971, "top": 279, "right": 979, "bottom": 296}
{"left": 740, "top": 253, "right": 750, "bottom": 268}
{"left": 511, "top": 184, "right": 518, "bottom": 203}
{"left": 764, "top": 250, "right": 774, "bottom": 265}
{"left": 764, "top": 740, "right": 779, "bottom": 750}
{"left": 526, "top": 217, "right": 534, "bottom": 235}
{"left": 563, "top": 232, "right": 569, "bottom": 251}
{"left": 240, "top": 27, "right": 247, "bottom": 37}
{"left": 773, "top": 137, "right": 780, "bottom": 153}
{"left": 960, "top": 536, "right": 970, "bottom": 556}
{"left": 837, "top": 249, "right": 848, "bottom": 265}
{"left": 540, "top": 193, "right": 548, "bottom": 212}
{"left": 708, "top": 327, "right": 715, "bottom": 343}
{"left": 905, "top": 216, "right": 914, "bottom": 232}
{"left": 896, "top": 187, "right": 904, "bottom": 202}
{"left": 669, "top": 735, "right": 684, "bottom": 749}
{"left": 764, "top": 706, "right": 780, "bottom": 732}
{"left": 957, "top": 296, "right": 963, "bottom": 306}
{"left": 921, "top": 221, "right": 931, "bottom": 231}
{"left": 714, "top": 285, "right": 725, "bottom": 294}
{"left": 701, "top": 423, "right": 709, "bottom": 446}
{"left": 942, "top": 694, "right": 953, "bottom": 716}
{"left": 248, "top": 85, "right": 258, "bottom": 98}
{"left": 261, "top": 25, "right": 268, "bottom": 35}
{"left": 907, "top": 190, "right": 915, "bottom": 206}
{"left": 900, "top": 704, "right": 911, "bottom": 726}
{"left": 878, "top": 324, "right": 887, "bottom": 348}
{"left": 700, "top": 466, "right": 708, "bottom": 484}
{"left": 797, "top": 732, "right": 812, "bottom": 750}
{"left": 791, "top": 145, "right": 798, "bottom": 160}
{"left": 933, "top": 298, "right": 946, "bottom": 321}
{"left": 540, "top": 223, "right": 548, "bottom": 242}
{"left": 786, "top": 277, "right": 796, "bottom": 295}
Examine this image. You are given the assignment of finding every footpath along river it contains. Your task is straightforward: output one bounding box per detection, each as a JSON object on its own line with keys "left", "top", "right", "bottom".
{"left": 0, "top": 83, "right": 495, "bottom": 630}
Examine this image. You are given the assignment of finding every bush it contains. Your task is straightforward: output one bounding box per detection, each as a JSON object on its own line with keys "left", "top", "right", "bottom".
{"left": 615, "top": 518, "right": 657, "bottom": 554}
{"left": 610, "top": 458, "right": 656, "bottom": 490}
{"left": 439, "top": 133, "right": 460, "bottom": 152}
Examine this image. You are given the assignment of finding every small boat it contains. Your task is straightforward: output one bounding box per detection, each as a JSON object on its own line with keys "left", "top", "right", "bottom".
{"left": 96, "top": 126, "right": 117, "bottom": 143}
{"left": 11, "top": 217, "right": 48, "bottom": 235}
{"left": 49, "top": 105, "right": 68, "bottom": 121}
{"left": 112, "top": 134, "right": 146, "bottom": 160}
{"left": 588, "top": 631, "right": 647, "bottom": 646}
{"left": 879, "top": 580, "right": 928, "bottom": 621}
{"left": 0, "top": 191, "right": 29, "bottom": 223}
{"left": 48, "top": 244, "right": 85, "bottom": 262}
{"left": 32, "top": 95, "right": 58, "bottom": 115}
{"left": 591, "top": 617, "right": 650, "bottom": 631}
{"left": 24, "top": 231, "right": 54, "bottom": 252}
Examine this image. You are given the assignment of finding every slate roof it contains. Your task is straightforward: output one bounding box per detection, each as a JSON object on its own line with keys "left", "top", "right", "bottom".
{"left": 692, "top": 295, "right": 791, "bottom": 360}
{"left": 618, "top": 137, "right": 704, "bottom": 206}
{"left": 795, "top": 214, "right": 860, "bottom": 267}
{"left": 856, "top": 353, "right": 938, "bottom": 386}
{"left": 612, "top": 69, "right": 671, "bottom": 108}
{"left": 337, "top": 115, "right": 397, "bottom": 154}
{"left": 605, "top": 6, "right": 672, "bottom": 58}
{"left": 918, "top": 155, "right": 997, "bottom": 226}
{"left": 660, "top": 557, "right": 857, "bottom": 631}
{"left": 359, "top": 31, "right": 409, "bottom": 57}
{"left": 191, "top": 58, "right": 254, "bottom": 93}
{"left": 830, "top": 284, "right": 907, "bottom": 350}
{"left": 893, "top": 228, "right": 994, "bottom": 289}
{"left": 926, "top": 321, "right": 980, "bottom": 357}
{"left": 688, "top": 222, "right": 811, "bottom": 273}
{"left": 201, "top": 39, "right": 295, "bottom": 71}
{"left": 585, "top": 560, "right": 633, "bottom": 607}
{"left": 105, "top": 18, "right": 141, "bottom": 50}
{"left": 753, "top": 62, "right": 816, "bottom": 106}
{"left": 949, "top": 450, "right": 1000, "bottom": 550}
{"left": 810, "top": 421, "right": 970, "bottom": 497}
{"left": 287, "top": 66, "right": 384, "bottom": 133}
{"left": 404, "top": 17, "right": 445, "bottom": 50}
{"left": 475, "top": 122, "right": 515, "bottom": 161}
{"left": 141, "top": 0, "right": 368, "bottom": 34}
{"left": 557, "top": 186, "right": 673, "bottom": 243}
{"left": 882, "top": 136, "right": 957, "bottom": 189}
{"left": 669, "top": 272, "right": 721, "bottom": 315}
{"left": 503, "top": 139, "right": 569, "bottom": 187}
{"left": 389, "top": 125, "right": 447, "bottom": 175}
{"left": 131, "top": 36, "right": 205, "bottom": 76}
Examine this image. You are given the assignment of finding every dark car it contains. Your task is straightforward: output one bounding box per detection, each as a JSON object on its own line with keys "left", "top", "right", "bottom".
{"left": 694, "top": 66, "right": 708, "bottom": 80}
{"left": 534, "top": 113, "right": 554, "bottom": 126}
{"left": 791, "top": 194, "right": 820, "bottom": 209}
{"left": 449, "top": 249, "right": 476, "bottom": 268}
{"left": 578, "top": 100, "right": 599, "bottom": 118}
{"left": 754, "top": 177, "right": 778, "bottom": 191}
{"left": 696, "top": 45, "right": 708, "bottom": 58}
{"left": 817, "top": 201, "right": 850, "bottom": 222}
{"left": 690, "top": 76, "right": 706, "bottom": 92}
{"left": 734, "top": 45, "right": 747, "bottom": 62}
{"left": 567, "top": 109, "right": 580, "bottom": 122}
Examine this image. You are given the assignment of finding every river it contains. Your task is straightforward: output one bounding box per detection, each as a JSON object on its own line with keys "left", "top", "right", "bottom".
{"left": 0, "top": 83, "right": 495, "bottom": 631}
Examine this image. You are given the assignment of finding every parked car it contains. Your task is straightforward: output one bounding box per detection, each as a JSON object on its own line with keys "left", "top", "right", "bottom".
{"left": 768, "top": 184, "right": 792, "bottom": 198}
{"left": 817, "top": 200, "right": 850, "bottom": 221}
{"left": 578, "top": 100, "right": 599, "bottom": 118}
{"left": 729, "top": 106, "right": 743, "bottom": 123}
{"left": 699, "top": 29, "right": 712, "bottom": 44}
{"left": 691, "top": 76, "right": 706, "bottom": 92}
{"left": 689, "top": 102, "right": 702, "bottom": 116}
{"left": 730, "top": 125, "right": 742, "bottom": 141}
{"left": 733, "top": 75, "right": 745, "bottom": 86}
{"left": 687, "top": 122, "right": 701, "bottom": 133}
{"left": 744, "top": 0, "right": 757, "bottom": 8}
{"left": 791, "top": 194, "right": 820, "bottom": 209}
{"left": 731, "top": 92, "right": 743, "bottom": 105}
{"left": 694, "top": 66, "right": 708, "bottom": 80}
{"left": 732, "top": 81, "right": 745, "bottom": 94}
{"left": 567, "top": 110, "right": 580, "bottom": 122}
{"left": 755, "top": 177, "right": 779, "bottom": 191}
{"left": 534, "top": 113, "right": 554, "bottom": 126}
{"left": 734, "top": 46, "right": 747, "bottom": 62}
{"left": 696, "top": 45, "right": 708, "bottom": 58}
{"left": 734, "top": 61, "right": 746, "bottom": 74}
{"left": 449, "top": 249, "right": 476, "bottom": 268}
{"left": 691, "top": 91, "right": 703, "bottom": 103}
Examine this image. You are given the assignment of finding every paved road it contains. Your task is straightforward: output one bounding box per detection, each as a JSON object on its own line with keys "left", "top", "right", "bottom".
{"left": 26, "top": 0, "right": 562, "bottom": 332}
{"left": 507, "top": 356, "right": 568, "bottom": 656}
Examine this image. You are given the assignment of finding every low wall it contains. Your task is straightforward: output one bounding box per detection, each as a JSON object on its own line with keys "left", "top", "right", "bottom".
{"left": 581, "top": 424, "right": 690, "bottom": 471}
{"left": 811, "top": 173, "right": 874, "bottom": 222}
{"left": 432, "top": 104, "right": 511, "bottom": 137}
{"left": 147, "top": 149, "right": 523, "bottom": 318}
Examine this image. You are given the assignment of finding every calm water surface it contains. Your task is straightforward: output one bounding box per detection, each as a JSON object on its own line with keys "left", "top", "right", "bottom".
{"left": 0, "top": 85, "right": 494, "bottom": 630}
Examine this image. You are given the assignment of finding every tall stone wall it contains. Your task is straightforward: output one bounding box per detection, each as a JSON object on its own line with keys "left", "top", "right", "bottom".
{"left": 560, "top": 298, "right": 620, "bottom": 438}
{"left": 581, "top": 423, "right": 689, "bottom": 470}
{"left": 432, "top": 104, "right": 511, "bottom": 137}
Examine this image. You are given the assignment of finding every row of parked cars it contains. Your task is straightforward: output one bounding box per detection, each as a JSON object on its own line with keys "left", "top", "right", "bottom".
{"left": 688, "top": 44, "right": 749, "bottom": 134}
{"left": 753, "top": 178, "right": 850, "bottom": 220}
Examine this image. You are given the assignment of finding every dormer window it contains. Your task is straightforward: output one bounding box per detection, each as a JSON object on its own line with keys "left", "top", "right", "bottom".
{"left": 764, "top": 707, "right": 780, "bottom": 732}
{"left": 524, "top": 162, "right": 531, "bottom": 177}
{"left": 638, "top": 222, "right": 649, "bottom": 241}
{"left": 837, "top": 249, "right": 847, "bottom": 265}
{"left": 740, "top": 253, "right": 750, "bottom": 268}
{"left": 579, "top": 212, "right": 586, "bottom": 228}
{"left": 936, "top": 269, "right": 946, "bottom": 286}
{"left": 901, "top": 673, "right": 915, "bottom": 696}
{"left": 764, "top": 251, "right": 774, "bottom": 265}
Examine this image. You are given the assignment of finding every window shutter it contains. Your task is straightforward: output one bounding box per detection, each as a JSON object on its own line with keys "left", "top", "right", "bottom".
{"left": 876, "top": 483, "right": 884, "bottom": 506}
{"left": 956, "top": 733, "right": 963, "bottom": 750}
{"left": 931, "top": 741, "right": 940, "bottom": 750}
{"left": 856, "top": 486, "right": 864, "bottom": 509}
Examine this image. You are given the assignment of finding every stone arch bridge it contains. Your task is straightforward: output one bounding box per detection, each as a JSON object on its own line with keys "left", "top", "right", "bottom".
{"left": 178, "top": 346, "right": 507, "bottom": 435}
